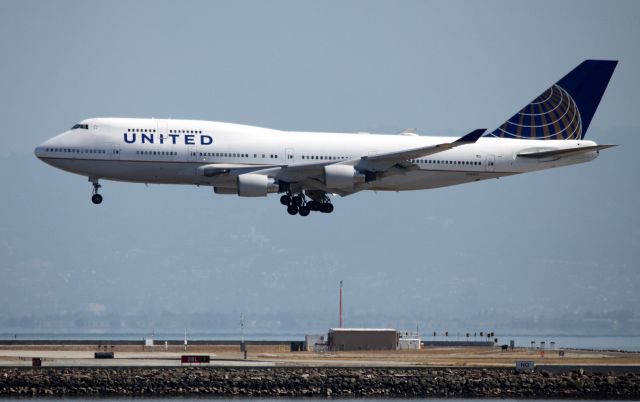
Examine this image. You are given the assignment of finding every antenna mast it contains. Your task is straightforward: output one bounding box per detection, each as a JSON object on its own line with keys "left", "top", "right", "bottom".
{"left": 339, "top": 280, "right": 343, "bottom": 328}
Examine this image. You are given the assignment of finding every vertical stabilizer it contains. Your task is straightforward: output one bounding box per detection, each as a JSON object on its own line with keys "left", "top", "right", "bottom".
{"left": 486, "top": 60, "right": 617, "bottom": 140}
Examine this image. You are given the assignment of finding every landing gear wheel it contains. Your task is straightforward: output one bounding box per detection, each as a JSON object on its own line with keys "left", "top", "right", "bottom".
{"left": 90, "top": 178, "right": 103, "bottom": 205}
{"left": 292, "top": 195, "right": 303, "bottom": 207}
{"left": 280, "top": 195, "right": 291, "bottom": 206}
{"left": 287, "top": 205, "right": 299, "bottom": 215}
{"left": 298, "top": 206, "right": 310, "bottom": 216}
{"left": 307, "top": 200, "right": 320, "bottom": 211}
{"left": 320, "top": 203, "right": 334, "bottom": 213}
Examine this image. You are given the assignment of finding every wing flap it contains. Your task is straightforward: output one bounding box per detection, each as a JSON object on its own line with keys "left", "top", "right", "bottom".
{"left": 197, "top": 163, "right": 281, "bottom": 177}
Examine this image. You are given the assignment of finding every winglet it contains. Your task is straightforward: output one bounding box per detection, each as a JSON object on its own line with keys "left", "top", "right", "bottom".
{"left": 454, "top": 128, "right": 486, "bottom": 144}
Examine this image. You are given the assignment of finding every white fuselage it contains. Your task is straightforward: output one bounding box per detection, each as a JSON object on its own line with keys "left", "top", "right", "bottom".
{"left": 34, "top": 117, "right": 599, "bottom": 192}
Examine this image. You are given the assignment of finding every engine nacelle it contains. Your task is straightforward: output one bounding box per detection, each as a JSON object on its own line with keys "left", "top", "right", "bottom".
{"left": 324, "top": 165, "right": 364, "bottom": 189}
{"left": 237, "top": 174, "right": 278, "bottom": 197}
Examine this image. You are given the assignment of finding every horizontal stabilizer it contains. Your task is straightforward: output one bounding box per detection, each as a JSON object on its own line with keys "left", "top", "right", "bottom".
{"left": 517, "top": 144, "right": 617, "bottom": 159}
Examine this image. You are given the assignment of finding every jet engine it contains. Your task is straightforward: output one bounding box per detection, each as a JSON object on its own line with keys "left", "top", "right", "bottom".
{"left": 236, "top": 173, "right": 278, "bottom": 197}
{"left": 323, "top": 165, "right": 365, "bottom": 189}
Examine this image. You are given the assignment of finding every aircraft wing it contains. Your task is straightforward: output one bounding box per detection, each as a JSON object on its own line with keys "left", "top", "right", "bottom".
{"left": 248, "top": 129, "right": 485, "bottom": 182}
{"left": 195, "top": 129, "right": 485, "bottom": 195}
{"left": 517, "top": 144, "right": 616, "bottom": 159}
{"left": 355, "top": 128, "right": 486, "bottom": 172}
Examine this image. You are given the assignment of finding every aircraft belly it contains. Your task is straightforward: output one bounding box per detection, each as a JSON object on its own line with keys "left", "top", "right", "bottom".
{"left": 47, "top": 159, "right": 212, "bottom": 185}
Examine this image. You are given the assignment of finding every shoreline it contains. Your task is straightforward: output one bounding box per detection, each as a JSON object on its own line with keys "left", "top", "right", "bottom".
{"left": 1, "top": 366, "right": 639, "bottom": 398}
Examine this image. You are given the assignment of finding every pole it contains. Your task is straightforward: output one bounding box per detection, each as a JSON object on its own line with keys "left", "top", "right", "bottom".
{"left": 339, "top": 280, "right": 343, "bottom": 328}
{"left": 240, "top": 313, "right": 245, "bottom": 353}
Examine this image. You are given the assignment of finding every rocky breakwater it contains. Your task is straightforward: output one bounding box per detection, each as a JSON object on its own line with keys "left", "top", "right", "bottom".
{"left": 1, "top": 367, "right": 639, "bottom": 397}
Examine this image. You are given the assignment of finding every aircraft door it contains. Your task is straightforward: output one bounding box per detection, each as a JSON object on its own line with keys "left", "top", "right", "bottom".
{"left": 110, "top": 144, "right": 120, "bottom": 160}
{"left": 485, "top": 154, "right": 495, "bottom": 172}
{"left": 187, "top": 146, "right": 198, "bottom": 162}
{"left": 285, "top": 148, "right": 295, "bottom": 164}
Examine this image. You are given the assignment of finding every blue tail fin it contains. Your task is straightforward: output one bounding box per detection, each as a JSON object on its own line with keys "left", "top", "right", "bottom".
{"left": 486, "top": 60, "right": 617, "bottom": 140}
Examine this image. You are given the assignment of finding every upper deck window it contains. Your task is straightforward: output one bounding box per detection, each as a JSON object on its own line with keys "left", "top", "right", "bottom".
{"left": 71, "top": 123, "right": 89, "bottom": 130}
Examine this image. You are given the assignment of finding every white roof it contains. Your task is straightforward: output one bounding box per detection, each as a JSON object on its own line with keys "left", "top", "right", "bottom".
{"left": 329, "top": 328, "right": 396, "bottom": 332}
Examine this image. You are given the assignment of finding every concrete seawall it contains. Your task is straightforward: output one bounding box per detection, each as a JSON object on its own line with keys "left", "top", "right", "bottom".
{"left": 1, "top": 367, "right": 638, "bottom": 398}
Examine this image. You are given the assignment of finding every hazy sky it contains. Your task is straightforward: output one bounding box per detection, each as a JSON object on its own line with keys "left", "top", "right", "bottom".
{"left": 0, "top": 1, "right": 639, "bottom": 330}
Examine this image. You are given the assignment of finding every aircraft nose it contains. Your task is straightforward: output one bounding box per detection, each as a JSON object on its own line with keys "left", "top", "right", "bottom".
{"left": 34, "top": 142, "right": 47, "bottom": 159}
{"left": 34, "top": 132, "right": 68, "bottom": 160}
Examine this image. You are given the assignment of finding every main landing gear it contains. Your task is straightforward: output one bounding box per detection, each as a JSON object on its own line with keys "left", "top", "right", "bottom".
{"left": 279, "top": 192, "right": 334, "bottom": 216}
{"left": 90, "top": 178, "right": 103, "bottom": 205}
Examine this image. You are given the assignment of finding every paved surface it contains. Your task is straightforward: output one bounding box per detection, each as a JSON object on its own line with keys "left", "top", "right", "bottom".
{"left": 0, "top": 350, "right": 275, "bottom": 367}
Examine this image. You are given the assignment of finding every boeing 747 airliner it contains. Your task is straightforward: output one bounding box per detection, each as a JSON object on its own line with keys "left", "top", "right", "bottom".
{"left": 35, "top": 60, "right": 617, "bottom": 216}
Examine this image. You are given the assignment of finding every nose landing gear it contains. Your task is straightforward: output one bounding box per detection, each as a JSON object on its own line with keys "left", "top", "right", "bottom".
{"left": 90, "top": 178, "right": 103, "bottom": 205}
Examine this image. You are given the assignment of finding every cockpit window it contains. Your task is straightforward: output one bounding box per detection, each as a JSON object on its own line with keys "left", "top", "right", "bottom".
{"left": 71, "top": 123, "right": 89, "bottom": 130}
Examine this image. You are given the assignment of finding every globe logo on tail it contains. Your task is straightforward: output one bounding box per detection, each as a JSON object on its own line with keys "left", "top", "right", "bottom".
{"left": 488, "top": 84, "right": 582, "bottom": 140}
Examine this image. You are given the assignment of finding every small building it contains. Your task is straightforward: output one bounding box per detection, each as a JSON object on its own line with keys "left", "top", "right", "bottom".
{"left": 398, "top": 331, "right": 420, "bottom": 350}
{"left": 398, "top": 338, "right": 421, "bottom": 350}
{"left": 290, "top": 341, "right": 305, "bottom": 352}
{"left": 304, "top": 334, "right": 325, "bottom": 351}
{"left": 328, "top": 328, "right": 398, "bottom": 351}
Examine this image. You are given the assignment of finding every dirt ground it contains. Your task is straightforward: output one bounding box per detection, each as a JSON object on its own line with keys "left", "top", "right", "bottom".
{"left": 1, "top": 345, "right": 639, "bottom": 367}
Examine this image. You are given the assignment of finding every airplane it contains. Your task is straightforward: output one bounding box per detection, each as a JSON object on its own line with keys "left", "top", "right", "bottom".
{"left": 35, "top": 60, "right": 617, "bottom": 216}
